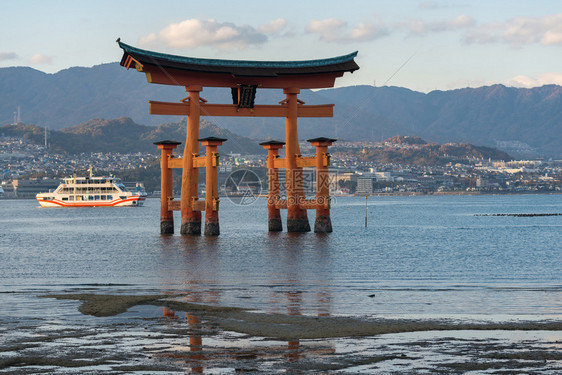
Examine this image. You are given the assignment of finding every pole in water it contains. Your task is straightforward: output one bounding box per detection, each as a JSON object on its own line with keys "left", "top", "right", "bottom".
{"left": 365, "top": 195, "right": 368, "bottom": 227}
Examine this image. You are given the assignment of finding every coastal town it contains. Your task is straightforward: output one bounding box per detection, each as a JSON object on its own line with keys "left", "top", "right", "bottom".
{"left": 1, "top": 135, "right": 560, "bottom": 199}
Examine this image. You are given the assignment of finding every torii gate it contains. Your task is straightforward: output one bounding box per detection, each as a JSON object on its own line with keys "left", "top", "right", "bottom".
{"left": 117, "top": 40, "right": 359, "bottom": 235}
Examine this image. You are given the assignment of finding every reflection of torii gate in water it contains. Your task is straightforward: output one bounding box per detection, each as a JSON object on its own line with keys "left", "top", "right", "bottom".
{"left": 117, "top": 40, "right": 359, "bottom": 235}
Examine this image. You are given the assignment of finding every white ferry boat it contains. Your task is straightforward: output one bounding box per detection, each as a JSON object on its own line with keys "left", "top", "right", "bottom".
{"left": 36, "top": 172, "right": 145, "bottom": 207}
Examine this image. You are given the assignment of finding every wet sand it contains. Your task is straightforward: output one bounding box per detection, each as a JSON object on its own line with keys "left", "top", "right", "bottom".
{"left": 0, "top": 292, "right": 556, "bottom": 374}
{"left": 43, "top": 293, "right": 562, "bottom": 340}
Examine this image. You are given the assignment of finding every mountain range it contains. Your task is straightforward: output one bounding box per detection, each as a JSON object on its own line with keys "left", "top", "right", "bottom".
{"left": 350, "top": 135, "right": 513, "bottom": 166}
{"left": 1, "top": 120, "right": 514, "bottom": 168}
{"left": 1, "top": 63, "right": 560, "bottom": 158}
{"left": 0, "top": 117, "right": 263, "bottom": 155}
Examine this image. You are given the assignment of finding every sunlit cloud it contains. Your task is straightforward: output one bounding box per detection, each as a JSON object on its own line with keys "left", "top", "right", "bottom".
{"left": 306, "top": 18, "right": 388, "bottom": 42}
{"left": 505, "top": 72, "right": 562, "bottom": 88}
{"left": 409, "top": 14, "right": 475, "bottom": 35}
{"left": 139, "top": 18, "right": 267, "bottom": 50}
{"left": 258, "top": 18, "right": 289, "bottom": 35}
{"left": 138, "top": 33, "right": 157, "bottom": 47}
{"left": 464, "top": 14, "right": 562, "bottom": 46}
{"left": 28, "top": 54, "right": 52, "bottom": 65}
{"left": 0, "top": 52, "right": 18, "bottom": 61}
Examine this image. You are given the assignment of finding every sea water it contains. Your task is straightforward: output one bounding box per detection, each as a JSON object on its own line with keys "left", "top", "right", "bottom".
{"left": 0, "top": 194, "right": 561, "bottom": 373}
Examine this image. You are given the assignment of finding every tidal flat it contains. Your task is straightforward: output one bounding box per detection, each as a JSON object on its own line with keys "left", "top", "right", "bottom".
{"left": 0, "top": 292, "right": 560, "bottom": 374}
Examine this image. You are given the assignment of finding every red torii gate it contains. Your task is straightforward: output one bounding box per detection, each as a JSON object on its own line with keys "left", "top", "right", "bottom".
{"left": 117, "top": 40, "right": 359, "bottom": 235}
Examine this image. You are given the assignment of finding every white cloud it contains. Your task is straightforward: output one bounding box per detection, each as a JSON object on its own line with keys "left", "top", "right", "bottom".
{"left": 141, "top": 18, "right": 268, "bottom": 50}
{"left": 138, "top": 33, "right": 157, "bottom": 47}
{"left": 542, "top": 29, "right": 562, "bottom": 45}
{"left": 306, "top": 18, "right": 388, "bottom": 42}
{"left": 258, "top": 18, "right": 288, "bottom": 35}
{"left": 306, "top": 18, "right": 347, "bottom": 41}
{"left": 464, "top": 14, "right": 562, "bottom": 47}
{"left": 28, "top": 54, "right": 52, "bottom": 65}
{"left": 505, "top": 72, "right": 562, "bottom": 88}
{"left": 0, "top": 52, "right": 18, "bottom": 61}
{"left": 409, "top": 14, "right": 475, "bottom": 35}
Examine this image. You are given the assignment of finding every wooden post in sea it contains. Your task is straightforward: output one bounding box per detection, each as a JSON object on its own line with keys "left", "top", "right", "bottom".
{"left": 365, "top": 195, "right": 368, "bottom": 228}
{"left": 181, "top": 86, "right": 203, "bottom": 236}
{"left": 154, "top": 140, "right": 181, "bottom": 234}
{"left": 199, "top": 136, "right": 226, "bottom": 236}
{"left": 260, "top": 140, "right": 285, "bottom": 231}
{"left": 308, "top": 137, "right": 336, "bottom": 233}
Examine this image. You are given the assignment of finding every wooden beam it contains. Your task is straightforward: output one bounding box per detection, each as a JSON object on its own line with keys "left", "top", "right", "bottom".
{"left": 168, "top": 200, "right": 181, "bottom": 211}
{"left": 192, "top": 200, "right": 205, "bottom": 211}
{"left": 273, "top": 198, "right": 329, "bottom": 210}
{"left": 296, "top": 156, "right": 316, "bottom": 168}
{"left": 149, "top": 101, "right": 334, "bottom": 118}
{"left": 273, "top": 158, "right": 287, "bottom": 169}
{"left": 193, "top": 156, "right": 206, "bottom": 168}
{"left": 150, "top": 101, "right": 189, "bottom": 116}
{"left": 169, "top": 199, "right": 206, "bottom": 211}
{"left": 144, "top": 67, "right": 342, "bottom": 89}
{"left": 168, "top": 157, "right": 183, "bottom": 169}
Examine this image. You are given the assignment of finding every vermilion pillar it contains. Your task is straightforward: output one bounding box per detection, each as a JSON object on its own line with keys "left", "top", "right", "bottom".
{"left": 308, "top": 137, "right": 336, "bottom": 233}
{"left": 284, "top": 88, "right": 310, "bottom": 232}
{"left": 199, "top": 137, "right": 226, "bottom": 236}
{"left": 260, "top": 140, "right": 285, "bottom": 232}
{"left": 181, "top": 86, "right": 202, "bottom": 235}
{"left": 154, "top": 140, "right": 181, "bottom": 234}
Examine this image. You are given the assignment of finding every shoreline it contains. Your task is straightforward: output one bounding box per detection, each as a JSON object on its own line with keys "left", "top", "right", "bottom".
{"left": 2, "top": 190, "right": 561, "bottom": 200}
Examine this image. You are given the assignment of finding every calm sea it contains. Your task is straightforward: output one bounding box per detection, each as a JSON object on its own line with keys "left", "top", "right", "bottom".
{"left": 1, "top": 194, "right": 561, "bottom": 373}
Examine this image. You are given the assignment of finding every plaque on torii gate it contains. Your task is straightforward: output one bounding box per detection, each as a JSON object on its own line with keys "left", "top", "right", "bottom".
{"left": 117, "top": 39, "right": 359, "bottom": 235}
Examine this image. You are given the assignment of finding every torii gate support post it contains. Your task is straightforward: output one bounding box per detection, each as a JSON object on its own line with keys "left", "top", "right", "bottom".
{"left": 260, "top": 140, "right": 285, "bottom": 232}
{"left": 181, "top": 86, "right": 203, "bottom": 235}
{"left": 308, "top": 137, "right": 336, "bottom": 233}
{"left": 199, "top": 137, "right": 226, "bottom": 236}
{"left": 284, "top": 88, "right": 311, "bottom": 232}
{"left": 154, "top": 140, "right": 181, "bottom": 234}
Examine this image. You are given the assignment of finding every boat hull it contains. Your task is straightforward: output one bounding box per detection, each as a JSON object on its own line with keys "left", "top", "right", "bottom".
{"left": 37, "top": 196, "right": 145, "bottom": 207}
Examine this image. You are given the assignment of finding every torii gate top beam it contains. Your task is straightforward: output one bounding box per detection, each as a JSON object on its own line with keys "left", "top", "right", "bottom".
{"left": 117, "top": 40, "right": 359, "bottom": 89}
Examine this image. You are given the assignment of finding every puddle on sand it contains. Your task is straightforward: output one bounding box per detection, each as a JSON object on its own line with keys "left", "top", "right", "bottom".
{"left": 0, "top": 294, "right": 560, "bottom": 374}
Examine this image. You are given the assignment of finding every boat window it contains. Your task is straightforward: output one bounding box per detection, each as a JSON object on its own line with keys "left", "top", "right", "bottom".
{"left": 119, "top": 196, "right": 127, "bottom": 200}
{"left": 89, "top": 195, "right": 94, "bottom": 201}
{"left": 95, "top": 195, "right": 100, "bottom": 200}
{"left": 62, "top": 197, "right": 68, "bottom": 201}
{"left": 108, "top": 195, "right": 113, "bottom": 200}
{"left": 69, "top": 196, "right": 74, "bottom": 201}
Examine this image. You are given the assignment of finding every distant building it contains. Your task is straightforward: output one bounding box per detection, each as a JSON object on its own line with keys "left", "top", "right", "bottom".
{"left": 11, "top": 178, "right": 61, "bottom": 198}
{"left": 373, "top": 171, "right": 392, "bottom": 181}
{"left": 356, "top": 177, "right": 373, "bottom": 194}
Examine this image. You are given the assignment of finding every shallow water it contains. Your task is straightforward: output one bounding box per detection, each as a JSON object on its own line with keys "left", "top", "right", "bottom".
{"left": 0, "top": 194, "right": 561, "bottom": 373}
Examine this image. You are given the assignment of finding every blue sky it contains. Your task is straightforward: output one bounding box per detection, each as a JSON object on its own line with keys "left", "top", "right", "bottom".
{"left": 2, "top": 0, "right": 562, "bottom": 92}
